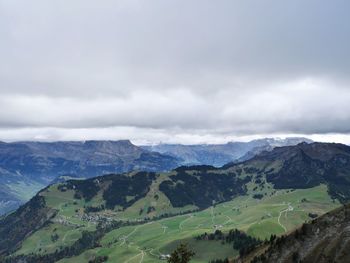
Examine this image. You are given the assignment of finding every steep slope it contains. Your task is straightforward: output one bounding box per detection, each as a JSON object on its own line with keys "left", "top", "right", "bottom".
{"left": 0, "top": 195, "right": 56, "bottom": 256}
{"left": 237, "top": 204, "right": 350, "bottom": 263}
{"left": 0, "top": 185, "right": 22, "bottom": 216}
{"left": 243, "top": 142, "right": 350, "bottom": 202}
{"left": 234, "top": 145, "right": 274, "bottom": 163}
{"left": 0, "top": 140, "right": 180, "bottom": 215}
{"left": 143, "top": 137, "right": 312, "bottom": 167}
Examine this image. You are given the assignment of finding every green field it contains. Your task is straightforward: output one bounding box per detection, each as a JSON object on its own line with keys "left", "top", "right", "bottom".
{"left": 14, "top": 183, "right": 339, "bottom": 263}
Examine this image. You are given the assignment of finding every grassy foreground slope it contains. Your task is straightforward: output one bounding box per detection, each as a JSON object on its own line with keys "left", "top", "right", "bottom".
{"left": 237, "top": 203, "right": 350, "bottom": 263}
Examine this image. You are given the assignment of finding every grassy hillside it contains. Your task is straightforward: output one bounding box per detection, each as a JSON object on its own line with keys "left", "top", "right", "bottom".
{"left": 237, "top": 203, "right": 350, "bottom": 263}
{"left": 55, "top": 185, "right": 337, "bottom": 263}
{"left": 7, "top": 184, "right": 338, "bottom": 263}
{"left": 2, "top": 142, "right": 350, "bottom": 262}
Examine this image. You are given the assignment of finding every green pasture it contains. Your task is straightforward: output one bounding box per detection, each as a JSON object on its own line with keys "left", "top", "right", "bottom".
{"left": 52, "top": 184, "right": 339, "bottom": 263}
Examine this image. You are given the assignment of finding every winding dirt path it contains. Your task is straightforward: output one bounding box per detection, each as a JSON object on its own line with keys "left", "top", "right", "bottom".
{"left": 278, "top": 203, "right": 293, "bottom": 232}
{"left": 211, "top": 206, "right": 215, "bottom": 226}
{"left": 179, "top": 215, "right": 193, "bottom": 230}
{"left": 123, "top": 251, "right": 143, "bottom": 263}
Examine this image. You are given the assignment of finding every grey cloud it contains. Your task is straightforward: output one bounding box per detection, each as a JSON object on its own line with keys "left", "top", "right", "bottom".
{"left": 0, "top": 0, "right": 350, "bottom": 142}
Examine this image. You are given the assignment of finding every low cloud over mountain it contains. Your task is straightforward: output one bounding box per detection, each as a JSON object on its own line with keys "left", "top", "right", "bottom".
{"left": 1, "top": 1, "right": 350, "bottom": 143}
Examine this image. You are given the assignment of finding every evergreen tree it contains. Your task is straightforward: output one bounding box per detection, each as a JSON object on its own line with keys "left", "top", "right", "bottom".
{"left": 168, "top": 243, "right": 195, "bottom": 263}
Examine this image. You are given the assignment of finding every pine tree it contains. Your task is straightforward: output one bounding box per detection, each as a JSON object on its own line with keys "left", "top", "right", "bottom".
{"left": 168, "top": 243, "right": 195, "bottom": 263}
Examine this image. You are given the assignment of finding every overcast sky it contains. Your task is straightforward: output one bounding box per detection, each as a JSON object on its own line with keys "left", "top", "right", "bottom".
{"left": 1, "top": 0, "right": 350, "bottom": 144}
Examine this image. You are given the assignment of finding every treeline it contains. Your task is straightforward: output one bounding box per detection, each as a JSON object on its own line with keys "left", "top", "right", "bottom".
{"left": 88, "top": 255, "right": 108, "bottom": 263}
{"left": 85, "top": 205, "right": 105, "bottom": 213}
{"left": 62, "top": 179, "right": 100, "bottom": 201}
{"left": 244, "top": 221, "right": 317, "bottom": 263}
{"left": 264, "top": 149, "right": 350, "bottom": 204}
{"left": 196, "top": 229, "right": 262, "bottom": 262}
{"left": 209, "top": 259, "right": 229, "bottom": 263}
{"left": 227, "top": 229, "right": 262, "bottom": 255}
{"left": 58, "top": 172, "right": 157, "bottom": 210}
{"left": 0, "top": 196, "right": 56, "bottom": 257}
{"left": 103, "top": 172, "right": 156, "bottom": 209}
{"left": 159, "top": 170, "right": 250, "bottom": 209}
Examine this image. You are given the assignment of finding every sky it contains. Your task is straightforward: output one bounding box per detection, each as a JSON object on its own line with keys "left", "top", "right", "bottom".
{"left": 1, "top": 0, "right": 350, "bottom": 145}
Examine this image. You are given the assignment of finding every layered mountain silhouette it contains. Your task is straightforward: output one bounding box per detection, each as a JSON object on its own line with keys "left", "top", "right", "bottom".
{"left": 0, "top": 140, "right": 180, "bottom": 215}
{"left": 0, "top": 137, "right": 311, "bottom": 215}
{"left": 143, "top": 137, "right": 312, "bottom": 166}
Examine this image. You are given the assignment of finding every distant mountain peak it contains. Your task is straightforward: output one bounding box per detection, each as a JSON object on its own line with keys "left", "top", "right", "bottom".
{"left": 255, "top": 141, "right": 350, "bottom": 162}
{"left": 143, "top": 136, "right": 313, "bottom": 167}
{"left": 83, "top": 139, "right": 133, "bottom": 146}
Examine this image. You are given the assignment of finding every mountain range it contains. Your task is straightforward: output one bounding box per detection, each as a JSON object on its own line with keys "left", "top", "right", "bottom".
{"left": 142, "top": 137, "right": 313, "bottom": 166}
{"left": 1, "top": 142, "right": 350, "bottom": 262}
{"left": 0, "top": 137, "right": 311, "bottom": 215}
{"left": 0, "top": 140, "right": 180, "bottom": 215}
